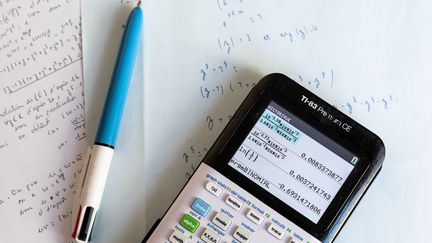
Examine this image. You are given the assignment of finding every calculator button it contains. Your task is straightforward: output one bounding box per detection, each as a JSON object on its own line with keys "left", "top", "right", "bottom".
{"left": 201, "top": 227, "right": 221, "bottom": 243}
{"left": 212, "top": 212, "right": 232, "bottom": 231}
{"left": 169, "top": 230, "right": 188, "bottom": 243}
{"left": 287, "top": 236, "right": 297, "bottom": 243}
{"left": 267, "top": 223, "right": 285, "bottom": 240}
{"left": 206, "top": 181, "right": 222, "bottom": 197}
{"left": 179, "top": 214, "right": 200, "bottom": 233}
{"left": 225, "top": 195, "right": 243, "bottom": 211}
{"left": 191, "top": 198, "right": 211, "bottom": 217}
{"left": 233, "top": 226, "right": 252, "bottom": 243}
{"left": 245, "top": 209, "right": 264, "bottom": 225}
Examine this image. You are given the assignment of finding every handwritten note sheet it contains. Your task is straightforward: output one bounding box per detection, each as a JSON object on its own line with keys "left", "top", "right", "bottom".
{"left": 0, "top": 0, "right": 86, "bottom": 241}
{"left": 82, "top": 0, "right": 432, "bottom": 242}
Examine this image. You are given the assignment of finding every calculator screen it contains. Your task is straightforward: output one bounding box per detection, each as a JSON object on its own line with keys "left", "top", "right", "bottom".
{"left": 228, "top": 101, "right": 357, "bottom": 223}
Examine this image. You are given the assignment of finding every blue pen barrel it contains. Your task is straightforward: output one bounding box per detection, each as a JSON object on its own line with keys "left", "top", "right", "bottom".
{"left": 95, "top": 6, "right": 143, "bottom": 147}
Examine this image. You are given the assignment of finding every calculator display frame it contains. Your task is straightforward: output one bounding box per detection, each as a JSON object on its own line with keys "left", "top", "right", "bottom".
{"left": 203, "top": 73, "right": 385, "bottom": 239}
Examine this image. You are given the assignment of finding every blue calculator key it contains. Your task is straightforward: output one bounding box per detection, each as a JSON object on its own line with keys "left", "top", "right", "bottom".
{"left": 191, "top": 198, "right": 211, "bottom": 217}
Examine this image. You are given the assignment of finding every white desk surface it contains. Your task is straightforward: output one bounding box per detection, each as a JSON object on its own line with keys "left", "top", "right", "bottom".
{"left": 82, "top": 1, "right": 432, "bottom": 243}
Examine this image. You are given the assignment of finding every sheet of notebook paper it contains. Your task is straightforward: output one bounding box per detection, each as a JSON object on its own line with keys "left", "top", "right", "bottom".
{"left": 0, "top": 0, "right": 86, "bottom": 242}
{"left": 82, "top": 0, "right": 432, "bottom": 242}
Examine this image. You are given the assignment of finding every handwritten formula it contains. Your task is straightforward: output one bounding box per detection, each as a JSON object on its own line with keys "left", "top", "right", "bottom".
{"left": 179, "top": 0, "right": 398, "bottom": 177}
{"left": 0, "top": 0, "right": 86, "bottom": 241}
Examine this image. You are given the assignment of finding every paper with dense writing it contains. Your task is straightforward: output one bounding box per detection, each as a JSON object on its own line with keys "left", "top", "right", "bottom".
{"left": 82, "top": 0, "right": 432, "bottom": 242}
{"left": 0, "top": 0, "right": 86, "bottom": 241}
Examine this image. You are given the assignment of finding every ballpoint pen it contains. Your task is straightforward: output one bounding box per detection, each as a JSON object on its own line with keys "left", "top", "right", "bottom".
{"left": 71, "top": 2, "right": 143, "bottom": 242}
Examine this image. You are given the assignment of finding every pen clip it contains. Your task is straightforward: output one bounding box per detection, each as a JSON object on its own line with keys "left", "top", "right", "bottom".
{"left": 72, "top": 146, "right": 94, "bottom": 242}
{"left": 79, "top": 146, "right": 93, "bottom": 199}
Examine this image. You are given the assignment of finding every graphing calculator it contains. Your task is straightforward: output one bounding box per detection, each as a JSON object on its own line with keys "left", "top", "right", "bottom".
{"left": 143, "top": 73, "right": 385, "bottom": 243}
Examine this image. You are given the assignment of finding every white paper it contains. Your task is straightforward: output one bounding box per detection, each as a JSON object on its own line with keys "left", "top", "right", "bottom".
{"left": 82, "top": 0, "right": 432, "bottom": 242}
{"left": 0, "top": 0, "right": 86, "bottom": 241}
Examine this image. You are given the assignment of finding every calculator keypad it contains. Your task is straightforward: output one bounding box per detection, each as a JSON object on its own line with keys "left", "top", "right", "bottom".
{"left": 225, "top": 195, "right": 243, "bottom": 211}
{"left": 201, "top": 228, "right": 221, "bottom": 243}
{"left": 179, "top": 214, "right": 199, "bottom": 233}
{"left": 191, "top": 198, "right": 211, "bottom": 217}
{"left": 233, "top": 226, "right": 253, "bottom": 243}
{"left": 212, "top": 212, "right": 231, "bottom": 231}
{"left": 168, "top": 230, "right": 188, "bottom": 243}
{"left": 246, "top": 209, "right": 264, "bottom": 225}
{"left": 205, "top": 181, "right": 222, "bottom": 197}
{"left": 146, "top": 163, "right": 322, "bottom": 243}
{"left": 267, "top": 223, "right": 285, "bottom": 240}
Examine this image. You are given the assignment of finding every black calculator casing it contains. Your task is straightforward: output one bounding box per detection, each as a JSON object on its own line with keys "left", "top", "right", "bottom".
{"left": 143, "top": 73, "right": 385, "bottom": 243}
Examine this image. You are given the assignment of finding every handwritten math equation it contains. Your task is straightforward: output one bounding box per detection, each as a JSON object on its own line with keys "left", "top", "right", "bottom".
{"left": 214, "top": 0, "right": 318, "bottom": 54}
{"left": 176, "top": 0, "right": 400, "bottom": 179}
{"left": 0, "top": 152, "right": 84, "bottom": 234}
{"left": 0, "top": 0, "right": 86, "bottom": 239}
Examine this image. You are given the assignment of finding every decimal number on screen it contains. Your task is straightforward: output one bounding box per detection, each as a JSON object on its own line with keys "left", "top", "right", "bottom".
{"left": 278, "top": 184, "right": 322, "bottom": 215}
{"left": 289, "top": 170, "right": 332, "bottom": 201}
{"left": 300, "top": 153, "right": 343, "bottom": 183}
